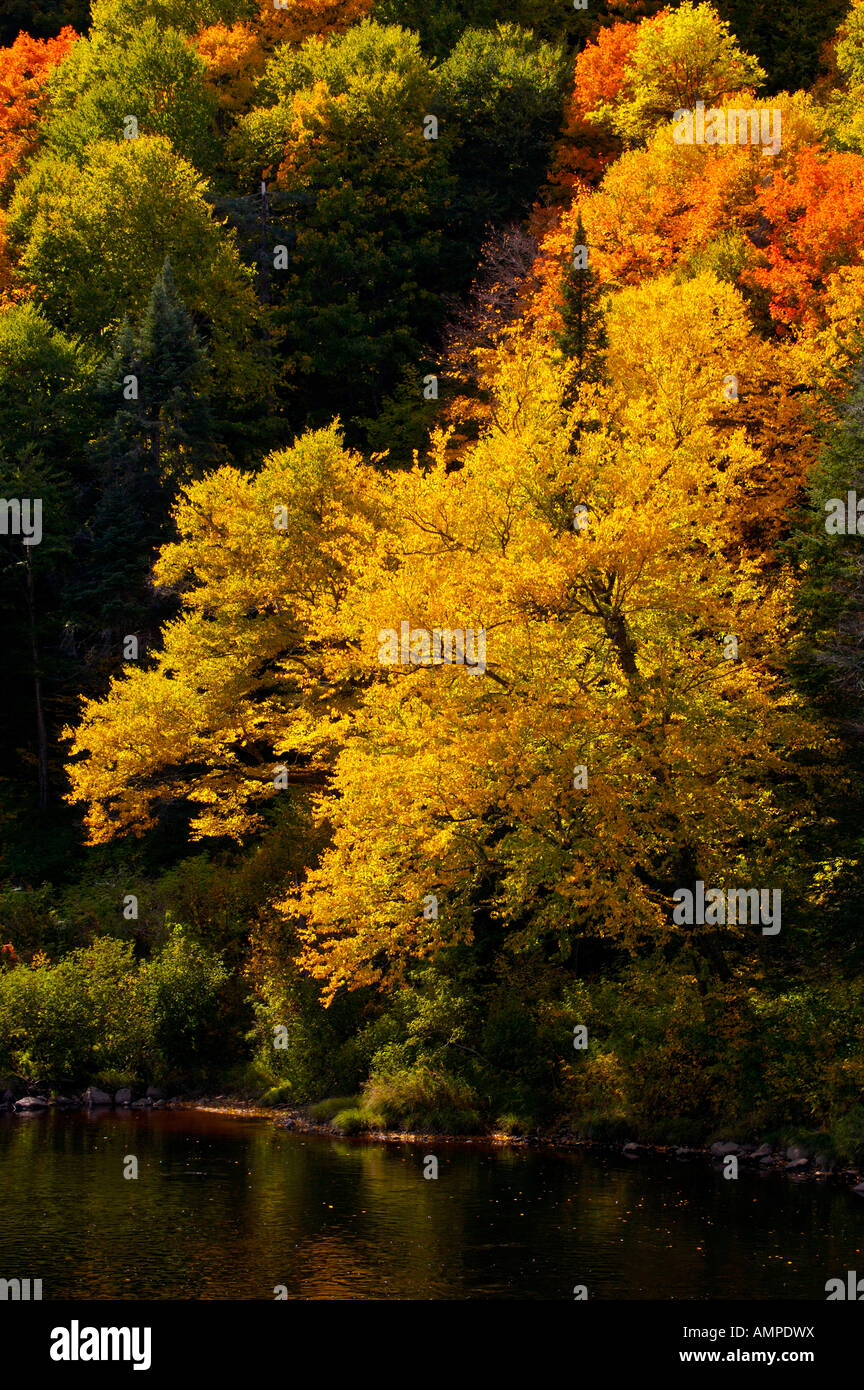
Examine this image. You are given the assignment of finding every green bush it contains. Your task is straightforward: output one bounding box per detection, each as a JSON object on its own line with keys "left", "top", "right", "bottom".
{"left": 330, "top": 1107, "right": 371, "bottom": 1135}
{"left": 308, "top": 1095, "right": 361, "bottom": 1123}
{"left": 136, "top": 925, "right": 229, "bottom": 1083}
{"left": 362, "top": 1067, "right": 482, "bottom": 1133}
{"left": 0, "top": 927, "right": 227, "bottom": 1087}
{"left": 0, "top": 937, "right": 142, "bottom": 1085}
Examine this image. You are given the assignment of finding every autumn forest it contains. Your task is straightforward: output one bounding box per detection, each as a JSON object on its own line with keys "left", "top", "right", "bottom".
{"left": 2, "top": 0, "right": 864, "bottom": 1153}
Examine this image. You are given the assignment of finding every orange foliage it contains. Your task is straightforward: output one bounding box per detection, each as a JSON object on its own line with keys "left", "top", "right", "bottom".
{"left": 0, "top": 27, "right": 78, "bottom": 196}
{"left": 193, "top": 22, "right": 266, "bottom": 113}
{"left": 252, "top": 0, "right": 373, "bottom": 51}
{"left": 536, "top": 137, "right": 764, "bottom": 329}
{"left": 747, "top": 146, "right": 864, "bottom": 331}
{"left": 548, "top": 20, "right": 643, "bottom": 192}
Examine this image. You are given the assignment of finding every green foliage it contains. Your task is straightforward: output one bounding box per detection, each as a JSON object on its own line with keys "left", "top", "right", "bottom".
{"left": 821, "top": 0, "right": 864, "bottom": 153}
{"left": 136, "top": 925, "right": 229, "bottom": 1081}
{"left": 308, "top": 1094, "right": 360, "bottom": 1121}
{"left": 89, "top": 0, "right": 255, "bottom": 40}
{"left": 329, "top": 1106, "right": 370, "bottom": 1133}
{"left": 836, "top": 0, "right": 864, "bottom": 86}
{"left": 554, "top": 213, "right": 607, "bottom": 382}
{"left": 599, "top": 1, "right": 765, "bottom": 144}
{"left": 437, "top": 23, "right": 568, "bottom": 251}
{"left": 7, "top": 136, "right": 268, "bottom": 401}
{"left": 45, "top": 20, "right": 219, "bottom": 172}
{"left": 0, "top": 937, "right": 141, "bottom": 1084}
{"left": 236, "top": 20, "right": 449, "bottom": 431}
{"left": 678, "top": 228, "right": 750, "bottom": 286}
{"left": 91, "top": 257, "right": 214, "bottom": 490}
{"left": 0, "top": 304, "right": 96, "bottom": 468}
{"left": 0, "top": 929, "right": 228, "bottom": 1086}
{"left": 560, "top": 959, "right": 864, "bottom": 1153}
{"left": 361, "top": 1066, "right": 482, "bottom": 1133}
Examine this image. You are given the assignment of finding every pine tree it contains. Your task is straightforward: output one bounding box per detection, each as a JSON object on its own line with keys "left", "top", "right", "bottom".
{"left": 553, "top": 213, "right": 607, "bottom": 383}
{"left": 77, "top": 259, "right": 213, "bottom": 633}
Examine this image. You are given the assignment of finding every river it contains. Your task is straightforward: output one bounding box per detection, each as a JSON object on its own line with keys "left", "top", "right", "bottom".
{"left": 0, "top": 1109, "right": 857, "bottom": 1299}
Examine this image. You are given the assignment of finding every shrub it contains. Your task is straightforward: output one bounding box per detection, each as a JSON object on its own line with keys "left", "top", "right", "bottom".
{"left": 362, "top": 1067, "right": 482, "bottom": 1133}
{"left": 136, "top": 925, "right": 229, "bottom": 1083}
{"left": 330, "top": 1107, "right": 370, "bottom": 1134}
{"left": 308, "top": 1095, "right": 360, "bottom": 1123}
{"left": 0, "top": 937, "right": 142, "bottom": 1084}
{"left": 0, "top": 927, "right": 227, "bottom": 1087}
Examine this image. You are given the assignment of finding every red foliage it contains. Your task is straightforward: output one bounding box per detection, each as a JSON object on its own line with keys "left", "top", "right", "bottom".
{"left": 0, "top": 27, "right": 78, "bottom": 196}
{"left": 548, "top": 19, "right": 646, "bottom": 193}
{"left": 747, "top": 146, "right": 864, "bottom": 329}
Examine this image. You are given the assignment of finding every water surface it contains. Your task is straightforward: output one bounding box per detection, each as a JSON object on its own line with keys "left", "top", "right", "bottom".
{"left": 0, "top": 1110, "right": 858, "bottom": 1299}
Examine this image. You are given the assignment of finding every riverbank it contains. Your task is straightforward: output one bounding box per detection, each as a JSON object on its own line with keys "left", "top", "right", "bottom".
{"left": 6, "top": 1085, "right": 864, "bottom": 1192}
{"left": 182, "top": 1095, "right": 864, "bottom": 1192}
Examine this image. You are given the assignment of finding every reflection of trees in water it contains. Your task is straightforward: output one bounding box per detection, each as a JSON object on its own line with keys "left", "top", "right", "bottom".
{"left": 0, "top": 1114, "right": 853, "bottom": 1298}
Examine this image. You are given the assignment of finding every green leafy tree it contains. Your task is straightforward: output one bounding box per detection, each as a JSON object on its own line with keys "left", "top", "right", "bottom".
{"left": 823, "top": 0, "right": 864, "bottom": 154}
{"left": 235, "top": 20, "right": 451, "bottom": 432}
{"left": 598, "top": 1, "right": 766, "bottom": 145}
{"left": 45, "top": 18, "right": 219, "bottom": 172}
{"left": 7, "top": 136, "right": 269, "bottom": 402}
{"left": 0, "top": 302, "right": 96, "bottom": 475}
{"left": 437, "top": 23, "right": 568, "bottom": 258}
{"left": 94, "top": 258, "right": 213, "bottom": 483}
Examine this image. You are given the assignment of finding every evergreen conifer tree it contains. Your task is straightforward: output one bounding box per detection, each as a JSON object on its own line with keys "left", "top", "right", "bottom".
{"left": 78, "top": 258, "right": 213, "bottom": 632}
{"left": 554, "top": 213, "right": 607, "bottom": 384}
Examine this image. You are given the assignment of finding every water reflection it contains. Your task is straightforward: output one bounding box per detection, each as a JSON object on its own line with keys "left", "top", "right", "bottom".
{"left": 0, "top": 1111, "right": 858, "bottom": 1299}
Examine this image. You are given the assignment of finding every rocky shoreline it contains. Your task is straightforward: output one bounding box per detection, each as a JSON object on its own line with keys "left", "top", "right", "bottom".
{"left": 271, "top": 1109, "right": 864, "bottom": 1192}
{"left": 5, "top": 1088, "right": 864, "bottom": 1193}
{"left": 2, "top": 1085, "right": 182, "bottom": 1112}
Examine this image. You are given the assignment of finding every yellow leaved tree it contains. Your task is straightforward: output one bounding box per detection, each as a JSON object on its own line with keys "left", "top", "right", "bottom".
{"left": 65, "top": 273, "right": 830, "bottom": 1002}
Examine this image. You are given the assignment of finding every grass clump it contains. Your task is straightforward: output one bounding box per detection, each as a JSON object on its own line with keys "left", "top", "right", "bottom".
{"left": 494, "top": 1113, "right": 532, "bottom": 1136}
{"left": 330, "top": 1107, "right": 371, "bottom": 1135}
{"left": 308, "top": 1095, "right": 360, "bottom": 1123}
{"left": 361, "top": 1067, "right": 482, "bottom": 1134}
{"left": 260, "top": 1083, "right": 294, "bottom": 1107}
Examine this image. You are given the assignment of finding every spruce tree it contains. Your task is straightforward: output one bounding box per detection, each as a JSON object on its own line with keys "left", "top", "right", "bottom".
{"left": 554, "top": 213, "right": 607, "bottom": 384}
{"left": 77, "top": 259, "right": 213, "bottom": 634}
